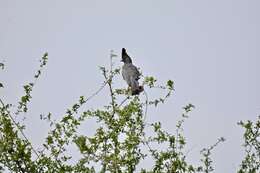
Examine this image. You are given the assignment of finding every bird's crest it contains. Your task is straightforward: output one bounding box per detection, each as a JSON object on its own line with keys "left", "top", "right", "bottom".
{"left": 121, "top": 48, "right": 132, "bottom": 63}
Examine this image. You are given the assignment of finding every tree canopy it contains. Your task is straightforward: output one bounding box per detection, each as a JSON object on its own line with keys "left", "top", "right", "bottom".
{"left": 0, "top": 53, "right": 259, "bottom": 173}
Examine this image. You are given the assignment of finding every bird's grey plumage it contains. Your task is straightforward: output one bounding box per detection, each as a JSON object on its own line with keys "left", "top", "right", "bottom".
{"left": 121, "top": 48, "right": 143, "bottom": 95}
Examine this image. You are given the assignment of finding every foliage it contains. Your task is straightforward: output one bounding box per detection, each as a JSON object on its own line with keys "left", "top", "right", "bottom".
{"left": 198, "top": 137, "right": 225, "bottom": 173}
{"left": 237, "top": 116, "right": 260, "bottom": 173}
{"left": 0, "top": 52, "right": 258, "bottom": 173}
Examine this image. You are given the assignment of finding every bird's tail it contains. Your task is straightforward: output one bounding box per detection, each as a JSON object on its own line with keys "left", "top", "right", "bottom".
{"left": 131, "top": 86, "right": 144, "bottom": 95}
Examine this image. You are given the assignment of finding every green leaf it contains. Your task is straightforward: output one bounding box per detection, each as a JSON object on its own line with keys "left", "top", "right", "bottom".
{"left": 167, "top": 80, "right": 174, "bottom": 90}
{"left": 21, "top": 96, "right": 28, "bottom": 102}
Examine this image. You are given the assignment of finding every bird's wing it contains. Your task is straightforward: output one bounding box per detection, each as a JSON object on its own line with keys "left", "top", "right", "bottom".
{"left": 128, "top": 64, "right": 141, "bottom": 80}
{"left": 122, "top": 64, "right": 141, "bottom": 86}
{"left": 122, "top": 65, "right": 130, "bottom": 86}
{"left": 122, "top": 68, "right": 126, "bottom": 81}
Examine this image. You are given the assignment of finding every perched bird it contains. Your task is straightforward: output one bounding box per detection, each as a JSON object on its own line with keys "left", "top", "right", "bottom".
{"left": 121, "top": 48, "right": 144, "bottom": 95}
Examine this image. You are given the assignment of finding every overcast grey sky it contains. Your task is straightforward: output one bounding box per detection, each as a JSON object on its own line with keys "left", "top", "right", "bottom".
{"left": 1, "top": 0, "right": 259, "bottom": 172}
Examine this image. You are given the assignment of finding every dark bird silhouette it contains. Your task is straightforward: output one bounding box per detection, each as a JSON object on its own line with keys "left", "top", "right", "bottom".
{"left": 121, "top": 48, "right": 143, "bottom": 95}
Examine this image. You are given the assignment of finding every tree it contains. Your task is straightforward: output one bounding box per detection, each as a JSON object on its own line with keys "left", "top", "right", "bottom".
{"left": 237, "top": 116, "right": 260, "bottom": 173}
{"left": 0, "top": 52, "right": 258, "bottom": 173}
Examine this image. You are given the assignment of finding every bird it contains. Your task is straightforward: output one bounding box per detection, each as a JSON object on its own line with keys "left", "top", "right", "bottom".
{"left": 121, "top": 48, "right": 144, "bottom": 95}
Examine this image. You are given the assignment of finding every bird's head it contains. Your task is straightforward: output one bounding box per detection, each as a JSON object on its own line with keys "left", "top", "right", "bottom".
{"left": 121, "top": 48, "right": 132, "bottom": 63}
{"left": 122, "top": 48, "right": 127, "bottom": 54}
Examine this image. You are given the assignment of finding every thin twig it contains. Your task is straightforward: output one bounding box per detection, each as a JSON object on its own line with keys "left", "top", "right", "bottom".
{"left": 107, "top": 78, "right": 116, "bottom": 116}
{"left": 105, "top": 52, "right": 116, "bottom": 116}
{"left": 15, "top": 55, "right": 47, "bottom": 115}
{"left": 85, "top": 80, "right": 108, "bottom": 103}
{"left": 0, "top": 98, "right": 40, "bottom": 159}
{"left": 118, "top": 96, "right": 129, "bottom": 107}
{"left": 143, "top": 90, "right": 148, "bottom": 122}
